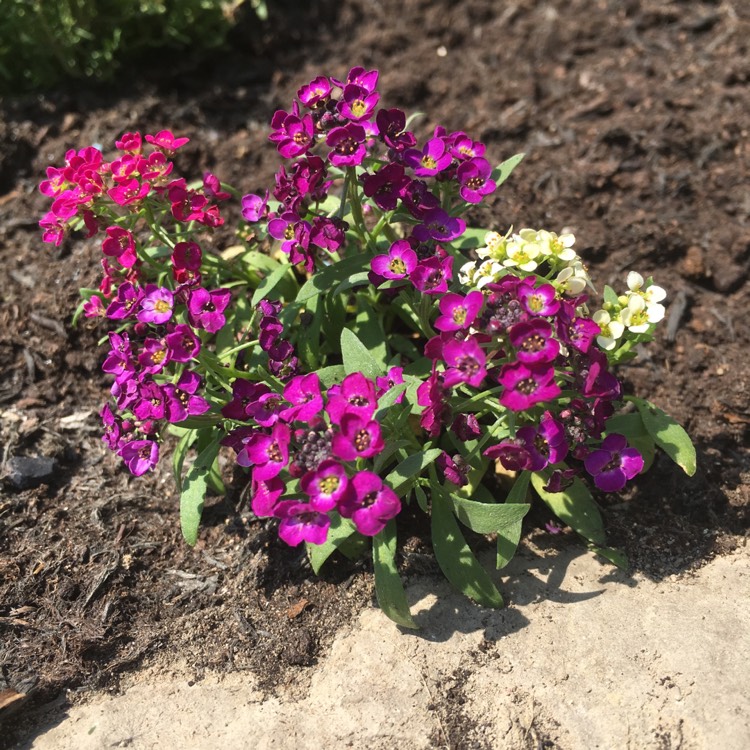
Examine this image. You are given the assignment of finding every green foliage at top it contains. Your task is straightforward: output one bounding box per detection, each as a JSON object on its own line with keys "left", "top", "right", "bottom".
{"left": 0, "top": 0, "right": 266, "bottom": 95}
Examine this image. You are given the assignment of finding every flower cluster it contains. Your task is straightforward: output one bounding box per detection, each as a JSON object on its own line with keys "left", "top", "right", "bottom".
{"left": 222, "top": 370, "right": 405, "bottom": 544}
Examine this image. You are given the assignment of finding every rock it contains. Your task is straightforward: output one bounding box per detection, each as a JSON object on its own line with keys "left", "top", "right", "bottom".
{"left": 4, "top": 456, "right": 57, "bottom": 490}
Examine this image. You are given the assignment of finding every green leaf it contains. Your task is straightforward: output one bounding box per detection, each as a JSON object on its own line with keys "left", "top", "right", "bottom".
{"left": 251, "top": 263, "right": 290, "bottom": 306}
{"left": 386, "top": 448, "right": 443, "bottom": 498}
{"left": 604, "top": 412, "right": 656, "bottom": 472}
{"left": 496, "top": 517, "right": 524, "bottom": 570}
{"left": 603, "top": 284, "right": 620, "bottom": 307}
{"left": 450, "top": 494, "right": 530, "bottom": 535}
{"left": 531, "top": 468, "right": 607, "bottom": 546}
{"left": 316, "top": 364, "right": 346, "bottom": 388}
{"left": 431, "top": 492, "right": 504, "bottom": 608}
{"left": 341, "top": 327, "right": 383, "bottom": 380}
{"left": 590, "top": 545, "right": 629, "bottom": 569}
{"left": 173, "top": 428, "right": 198, "bottom": 486}
{"left": 491, "top": 152, "right": 525, "bottom": 187}
{"left": 454, "top": 226, "right": 491, "bottom": 251}
{"left": 332, "top": 271, "right": 371, "bottom": 296}
{"left": 630, "top": 397, "right": 696, "bottom": 476}
{"left": 307, "top": 512, "right": 358, "bottom": 574}
{"left": 296, "top": 254, "right": 370, "bottom": 303}
{"left": 373, "top": 521, "right": 418, "bottom": 629}
{"left": 180, "top": 434, "right": 222, "bottom": 545}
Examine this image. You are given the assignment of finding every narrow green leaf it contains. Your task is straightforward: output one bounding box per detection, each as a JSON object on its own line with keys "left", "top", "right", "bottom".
{"left": 251, "top": 263, "right": 290, "bottom": 306}
{"left": 296, "top": 254, "right": 370, "bottom": 303}
{"left": 450, "top": 494, "right": 530, "bottom": 535}
{"left": 491, "top": 152, "right": 525, "bottom": 187}
{"left": 332, "top": 271, "right": 371, "bottom": 296}
{"left": 531, "top": 468, "right": 607, "bottom": 546}
{"left": 431, "top": 492, "right": 504, "bottom": 608}
{"left": 180, "top": 435, "right": 221, "bottom": 545}
{"left": 496, "top": 517, "right": 524, "bottom": 570}
{"left": 354, "top": 296, "right": 388, "bottom": 368}
{"left": 386, "top": 448, "right": 443, "bottom": 497}
{"left": 307, "top": 512, "right": 358, "bottom": 574}
{"left": 603, "top": 284, "right": 620, "bottom": 307}
{"left": 630, "top": 397, "right": 696, "bottom": 476}
{"left": 341, "top": 327, "right": 383, "bottom": 380}
{"left": 506, "top": 470, "right": 531, "bottom": 503}
{"left": 590, "top": 545, "right": 629, "bottom": 569}
{"left": 172, "top": 428, "right": 197, "bottom": 487}
{"left": 373, "top": 521, "right": 418, "bottom": 629}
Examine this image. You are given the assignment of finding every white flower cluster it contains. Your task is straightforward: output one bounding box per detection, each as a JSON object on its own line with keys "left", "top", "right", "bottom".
{"left": 593, "top": 272, "right": 666, "bottom": 350}
{"left": 458, "top": 228, "right": 593, "bottom": 294}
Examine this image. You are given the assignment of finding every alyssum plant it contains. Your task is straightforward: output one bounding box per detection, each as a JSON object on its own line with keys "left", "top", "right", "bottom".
{"left": 40, "top": 67, "right": 695, "bottom": 627}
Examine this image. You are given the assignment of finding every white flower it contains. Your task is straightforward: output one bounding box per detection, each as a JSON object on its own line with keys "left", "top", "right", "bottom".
{"left": 458, "top": 260, "right": 477, "bottom": 286}
{"left": 627, "top": 270, "right": 667, "bottom": 305}
{"left": 537, "top": 229, "right": 577, "bottom": 262}
{"left": 475, "top": 259, "right": 503, "bottom": 288}
{"left": 555, "top": 261, "right": 591, "bottom": 296}
{"left": 622, "top": 294, "right": 663, "bottom": 333}
{"left": 593, "top": 309, "right": 625, "bottom": 350}
{"left": 503, "top": 236, "right": 540, "bottom": 272}
{"left": 477, "top": 231, "right": 507, "bottom": 261}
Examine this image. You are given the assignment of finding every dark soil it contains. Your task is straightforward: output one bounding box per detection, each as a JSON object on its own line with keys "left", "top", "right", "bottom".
{"left": 1, "top": 0, "right": 748, "bottom": 745}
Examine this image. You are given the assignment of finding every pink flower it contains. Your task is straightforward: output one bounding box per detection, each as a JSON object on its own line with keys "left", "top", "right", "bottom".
{"left": 108, "top": 179, "right": 150, "bottom": 206}
{"left": 300, "top": 460, "right": 352, "bottom": 511}
{"left": 138, "top": 286, "right": 174, "bottom": 325}
{"left": 370, "top": 239, "right": 418, "bottom": 281}
{"left": 276, "top": 502, "right": 331, "bottom": 546}
{"left": 101, "top": 226, "right": 138, "bottom": 268}
{"left": 434, "top": 291, "right": 484, "bottom": 332}
{"left": 331, "top": 413, "right": 385, "bottom": 461}
{"left": 339, "top": 472, "right": 400, "bottom": 537}
{"left": 498, "top": 362, "right": 561, "bottom": 412}
{"left": 441, "top": 337, "right": 487, "bottom": 388}
{"left": 187, "top": 287, "right": 231, "bottom": 333}
{"left": 144, "top": 130, "right": 190, "bottom": 151}
{"left": 119, "top": 439, "right": 159, "bottom": 476}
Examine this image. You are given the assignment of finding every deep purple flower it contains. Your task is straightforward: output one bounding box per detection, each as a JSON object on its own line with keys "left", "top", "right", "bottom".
{"left": 543, "top": 468, "right": 577, "bottom": 493}
{"left": 246, "top": 391, "right": 285, "bottom": 427}
{"left": 371, "top": 239, "right": 418, "bottom": 281}
{"left": 326, "top": 123, "right": 367, "bottom": 167}
{"left": 331, "top": 413, "right": 385, "bottom": 461}
{"left": 275, "top": 501, "right": 331, "bottom": 546}
{"left": 133, "top": 380, "right": 167, "bottom": 421}
{"left": 584, "top": 433, "right": 644, "bottom": 492}
{"left": 222, "top": 381, "right": 271, "bottom": 423}
{"left": 498, "top": 362, "right": 561, "bottom": 412}
{"left": 106, "top": 282, "right": 143, "bottom": 320}
{"left": 300, "top": 459, "right": 352, "bottom": 511}
{"left": 337, "top": 83, "right": 379, "bottom": 122}
{"left": 187, "top": 287, "right": 231, "bottom": 333}
{"left": 241, "top": 191, "right": 270, "bottom": 222}
{"left": 237, "top": 423, "right": 291, "bottom": 480}
{"left": 442, "top": 337, "right": 487, "bottom": 388}
{"left": 556, "top": 301, "right": 600, "bottom": 354}
{"left": 437, "top": 452, "right": 469, "bottom": 487}
{"left": 163, "top": 371, "right": 210, "bottom": 423}
{"left": 311, "top": 216, "right": 346, "bottom": 253}
{"left": 325, "top": 372, "right": 378, "bottom": 424}
{"left": 517, "top": 281, "right": 560, "bottom": 317}
{"left": 451, "top": 413, "right": 481, "bottom": 441}
{"left": 339, "top": 471, "right": 401, "bottom": 537}
{"left": 412, "top": 207, "right": 466, "bottom": 243}
{"left": 119, "top": 439, "right": 159, "bottom": 476}
{"left": 484, "top": 438, "right": 532, "bottom": 472}
{"left": 410, "top": 255, "right": 453, "bottom": 295}
{"left": 404, "top": 138, "right": 453, "bottom": 177}
{"left": 417, "top": 363, "right": 452, "bottom": 438}
{"left": 399, "top": 179, "right": 440, "bottom": 220}
{"left": 434, "top": 291, "right": 484, "bottom": 332}
{"left": 457, "top": 157, "right": 496, "bottom": 203}
{"left": 281, "top": 373, "right": 323, "bottom": 423}
{"left": 138, "top": 285, "right": 174, "bottom": 325}
{"left": 376, "top": 108, "right": 417, "bottom": 152}
{"left": 101, "top": 403, "right": 124, "bottom": 450}
{"left": 508, "top": 319, "right": 560, "bottom": 365}
{"left": 490, "top": 413, "right": 568, "bottom": 472}
{"left": 362, "top": 163, "right": 410, "bottom": 211}
{"left": 165, "top": 324, "right": 201, "bottom": 362}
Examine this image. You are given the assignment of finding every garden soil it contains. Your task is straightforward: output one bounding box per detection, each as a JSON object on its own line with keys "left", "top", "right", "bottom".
{"left": 1, "top": 0, "right": 748, "bottom": 748}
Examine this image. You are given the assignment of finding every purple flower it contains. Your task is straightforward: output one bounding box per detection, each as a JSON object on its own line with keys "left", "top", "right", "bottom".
{"left": 339, "top": 471, "right": 401, "bottom": 536}
{"left": 187, "top": 287, "right": 231, "bottom": 333}
{"left": 399, "top": 179, "right": 440, "bottom": 220}
{"left": 362, "top": 163, "right": 410, "bottom": 212}
{"left": 488, "top": 413, "right": 568, "bottom": 472}
{"left": 337, "top": 83, "right": 379, "bottom": 122}
{"left": 246, "top": 391, "right": 285, "bottom": 427}
{"left": 499, "top": 362, "right": 561, "bottom": 412}
{"left": 376, "top": 108, "right": 416, "bottom": 152}
{"left": 508, "top": 319, "right": 560, "bottom": 365}
{"left": 376, "top": 366, "right": 405, "bottom": 402}
{"left": 326, "top": 123, "right": 367, "bottom": 167}
{"left": 556, "top": 301, "right": 600, "bottom": 354}
{"left": 412, "top": 207, "right": 466, "bottom": 243}
{"left": 484, "top": 438, "right": 532, "bottom": 472}
{"left": 138, "top": 337, "right": 170, "bottom": 375}
{"left": 442, "top": 337, "right": 487, "bottom": 389}
{"left": 334, "top": 66, "right": 379, "bottom": 93}
{"left": 269, "top": 112, "right": 315, "bottom": 159}
{"left": 251, "top": 476, "right": 285, "bottom": 517}
{"left": 584, "top": 434, "right": 644, "bottom": 492}
{"left": 457, "top": 157, "right": 496, "bottom": 203}
{"left": 237, "top": 423, "right": 291, "bottom": 481}
{"left": 276, "top": 501, "right": 331, "bottom": 546}
{"left": 325, "top": 372, "right": 378, "bottom": 424}
{"left": 451, "top": 413, "right": 481, "bottom": 441}
{"left": 437, "top": 452, "right": 469, "bottom": 487}
{"left": 106, "top": 282, "right": 143, "bottom": 320}
{"left": 300, "top": 459, "right": 352, "bottom": 511}
{"left": 517, "top": 281, "right": 560, "bottom": 317}
{"left": 331, "top": 413, "right": 385, "bottom": 461}
{"left": 434, "top": 291, "right": 484, "bottom": 332}
{"left": 241, "top": 191, "right": 269, "bottom": 222}
{"left": 410, "top": 255, "right": 453, "bottom": 295}
{"left": 165, "top": 324, "right": 201, "bottom": 362}
{"left": 404, "top": 137, "right": 453, "bottom": 177}
{"left": 450, "top": 135, "right": 486, "bottom": 160}
{"left": 133, "top": 380, "right": 167, "bottom": 420}
{"left": 297, "top": 76, "right": 331, "bottom": 107}
{"left": 138, "top": 285, "right": 174, "bottom": 325}
{"left": 371, "top": 239, "right": 418, "bottom": 281}
{"left": 119, "top": 439, "right": 159, "bottom": 476}
{"left": 163, "top": 371, "right": 210, "bottom": 423}
{"left": 416, "top": 363, "right": 452, "bottom": 438}
{"left": 281, "top": 373, "right": 323, "bottom": 423}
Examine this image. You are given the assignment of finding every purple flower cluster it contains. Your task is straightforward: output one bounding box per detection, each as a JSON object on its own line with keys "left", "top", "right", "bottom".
{"left": 221, "top": 369, "right": 406, "bottom": 545}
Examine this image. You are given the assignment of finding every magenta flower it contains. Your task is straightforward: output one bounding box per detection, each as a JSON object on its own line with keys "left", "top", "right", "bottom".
{"left": 276, "top": 502, "right": 331, "bottom": 546}
{"left": 412, "top": 207, "right": 466, "bottom": 243}
{"left": 437, "top": 452, "right": 469, "bottom": 487}
{"left": 145, "top": 130, "right": 190, "bottom": 151}
{"left": 251, "top": 476, "right": 285, "bottom": 518}
{"left": 163, "top": 371, "right": 210, "bottom": 423}
{"left": 119, "top": 439, "right": 159, "bottom": 476}
{"left": 584, "top": 434, "right": 644, "bottom": 492}
{"left": 187, "top": 287, "right": 231, "bottom": 333}
{"left": 237, "top": 423, "right": 291, "bottom": 480}
{"left": 221, "top": 380, "right": 271, "bottom": 421}
{"left": 417, "top": 363, "right": 452, "bottom": 438}
{"left": 556, "top": 301, "right": 600, "bottom": 354}
{"left": 376, "top": 366, "right": 405, "bottom": 402}
{"left": 107, "top": 179, "right": 150, "bottom": 206}
{"left": 202, "top": 172, "right": 230, "bottom": 201}
{"left": 332, "top": 413, "right": 385, "bottom": 461}
{"left": 451, "top": 413, "right": 481, "bottom": 441}
{"left": 404, "top": 138, "right": 453, "bottom": 177}
{"left": 399, "top": 179, "right": 440, "bottom": 220}
{"left": 517, "top": 281, "right": 560, "bottom": 317}
{"left": 138, "top": 286, "right": 174, "bottom": 325}
{"left": 339, "top": 472, "right": 401, "bottom": 537}
{"left": 115, "top": 132, "right": 142, "bottom": 153}
{"left": 326, "top": 123, "right": 368, "bottom": 167}
{"left": 300, "top": 459, "right": 352, "bottom": 511}
{"left": 281, "top": 373, "right": 323, "bottom": 423}
{"left": 362, "top": 163, "right": 409, "bottom": 212}
{"left": 311, "top": 216, "right": 346, "bottom": 253}
{"left": 101, "top": 226, "right": 137, "bottom": 267}
{"left": 271, "top": 113, "right": 315, "bottom": 159}
{"left": 371, "top": 239, "right": 418, "bottom": 281}
{"left": 450, "top": 135, "right": 485, "bottom": 160}
{"left": 487, "top": 413, "right": 568, "bottom": 472}
{"left": 499, "top": 362, "right": 561, "bottom": 411}
{"left": 508, "top": 319, "right": 560, "bottom": 365}
{"left": 165, "top": 324, "right": 201, "bottom": 362}
{"left": 337, "top": 83, "right": 379, "bottom": 122}
{"left": 168, "top": 182, "right": 209, "bottom": 222}
{"left": 246, "top": 391, "right": 285, "bottom": 428}
{"left": 106, "top": 282, "right": 144, "bottom": 320}
{"left": 484, "top": 437, "right": 532, "bottom": 472}
{"left": 435, "top": 291, "right": 484, "bottom": 332}
{"left": 441, "top": 336, "right": 487, "bottom": 388}
{"left": 334, "top": 66, "right": 379, "bottom": 93}
{"left": 297, "top": 76, "right": 331, "bottom": 107}
{"left": 457, "top": 157, "right": 496, "bottom": 203}
{"left": 133, "top": 380, "right": 167, "bottom": 421}
{"left": 325, "top": 372, "right": 378, "bottom": 424}
{"left": 410, "top": 256, "right": 454, "bottom": 295}
{"left": 241, "top": 191, "right": 270, "bottom": 222}
{"left": 138, "top": 337, "right": 170, "bottom": 375}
